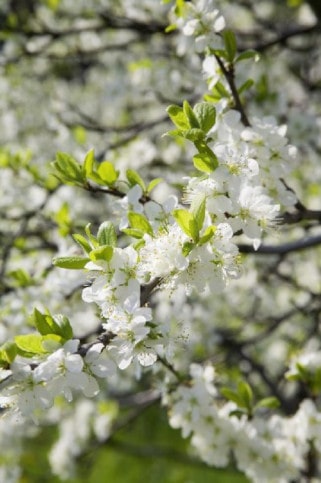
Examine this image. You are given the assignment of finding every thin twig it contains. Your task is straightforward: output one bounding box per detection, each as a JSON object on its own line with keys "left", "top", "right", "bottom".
{"left": 214, "top": 54, "right": 250, "bottom": 127}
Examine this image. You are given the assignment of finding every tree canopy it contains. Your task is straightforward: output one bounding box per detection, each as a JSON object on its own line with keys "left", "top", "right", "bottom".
{"left": 1, "top": 1, "right": 321, "bottom": 482}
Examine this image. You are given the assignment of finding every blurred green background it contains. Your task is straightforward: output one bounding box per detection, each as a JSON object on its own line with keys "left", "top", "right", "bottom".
{"left": 21, "top": 405, "right": 248, "bottom": 483}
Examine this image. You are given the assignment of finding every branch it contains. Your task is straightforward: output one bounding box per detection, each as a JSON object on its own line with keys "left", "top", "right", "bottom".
{"left": 214, "top": 55, "right": 250, "bottom": 127}
{"left": 238, "top": 234, "right": 321, "bottom": 255}
{"left": 239, "top": 23, "right": 320, "bottom": 52}
{"left": 2, "top": 12, "right": 168, "bottom": 39}
{"left": 218, "top": 330, "right": 289, "bottom": 410}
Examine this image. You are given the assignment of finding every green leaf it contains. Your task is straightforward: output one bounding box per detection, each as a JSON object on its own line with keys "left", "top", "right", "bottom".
{"left": 164, "top": 128, "right": 184, "bottom": 139}
{"left": 191, "top": 195, "right": 206, "bottom": 233}
{"left": 229, "top": 409, "right": 248, "bottom": 418}
{"left": 147, "top": 178, "right": 163, "bottom": 194}
{"left": 128, "top": 212, "right": 153, "bottom": 236}
{"left": 53, "top": 152, "right": 85, "bottom": 185}
{"left": 223, "top": 30, "right": 237, "bottom": 62}
{"left": 83, "top": 148, "right": 95, "bottom": 178}
{"left": 33, "top": 308, "right": 55, "bottom": 336}
{"left": 199, "top": 225, "right": 216, "bottom": 245}
{"left": 51, "top": 314, "right": 73, "bottom": 340}
{"left": 83, "top": 150, "right": 105, "bottom": 185}
{"left": 165, "top": 23, "right": 177, "bottom": 33}
{"left": 238, "top": 381, "right": 253, "bottom": 410}
{"left": 182, "top": 241, "right": 195, "bottom": 256}
{"left": 85, "top": 223, "right": 99, "bottom": 248}
{"left": 238, "top": 79, "right": 254, "bottom": 95}
{"left": 295, "top": 362, "right": 308, "bottom": 379}
{"left": 183, "top": 100, "right": 200, "bottom": 128}
{"left": 183, "top": 129, "right": 205, "bottom": 142}
{"left": 122, "top": 228, "right": 146, "bottom": 239}
{"left": 52, "top": 256, "right": 89, "bottom": 269}
{"left": 254, "top": 397, "right": 280, "bottom": 410}
{"left": 72, "top": 233, "right": 92, "bottom": 254}
{"left": 174, "top": 0, "right": 185, "bottom": 16}
{"left": 221, "top": 387, "right": 244, "bottom": 407}
{"left": 53, "top": 202, "right": 72, "bottom": 237}
{"left": 235, "top": 50, "right": 259, "bottom": 63}
{"left": 72, "top": 125, "right": 87, "bottom": 145}
{"left": 210, "top": 48, "right": 228, "bottom": 60}
{"left": 209, "top": 81, "right": 230, "bottom": 100}
{"left": 32, "top": 309, "right": 73, "bottom": 340}
{"left": 97, "top": 221, "right": 117, "bottom": 247}
{"left": 97, "top": 161, "right": 119, "bottom": 185}
{"left": 0, "top": 341, "right": 17, "bottom": 365}
{"left": 192, "top": 141, "right": 218, "bottom": 172}
{"left": 166, "top": 104, "right": 190, "bottom": 130}
{"left": 193, "top": 103, "right": 216, "bottom": 133}
{"left": 15, "top": 334, "right": 49, "bottom": 356}
{"left": 45, "top": 0, "right": 61, "bottom": 11}
{"left": 7, "top": 268, "right": 32, "bottom": 287}
{"left": 173, "top": 209, "right": 199, "bottom": 242}
{"left": 89, "top": 245, "right": 114, "bottom": 262}
{"left": 126, "top": 169, "right": 146, "bottom": 192}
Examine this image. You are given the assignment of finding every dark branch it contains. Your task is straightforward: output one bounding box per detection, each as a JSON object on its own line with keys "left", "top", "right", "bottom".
{"left": 214, "top": 54, "right": 250, "bottom": 127}
{"left": 238, "top": 234, "right": 321, "bottom": 255}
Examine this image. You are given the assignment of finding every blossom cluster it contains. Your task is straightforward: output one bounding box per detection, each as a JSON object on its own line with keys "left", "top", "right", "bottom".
{"left": 1, "top": 340, "right": 114, "bottom": 422}
{"left": 165, "top": 364, "right": 321, "bottom": 483}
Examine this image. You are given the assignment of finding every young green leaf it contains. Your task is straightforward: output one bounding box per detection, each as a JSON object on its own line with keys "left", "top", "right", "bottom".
{"left": 193, "top": 103, "right": 216, "bottom": 133}
{"left": 238, "top": 79, "right": 254, "bottom": 95}
{"left": 33, "top": 309, "right": 73, "bottom": 340}
{"left": 53, "top": 152, "right": 85, "bottom": 185}
{"left": 53, "top": 202, "right": 72, "bottom": 237}
{"left": 235, "top": 50, "right": 259, "bottom": 63}
{"left": 254, "top": 397, "right": 280, "bottom": 411}
{"left": 238, "top": 381, "right": 253, "bottom": 410}
{"left": 210, "top": 48, "right": 228, "bottom": 60}
{"left": 52, "top": 256, "right": 89, "bottom": 269}
{"left": 191, "top": 194, "right": 206, "bottom": 233}
{"left": 122, "top": 228, "right": 146, "bottom": 239}
{"left": 193, "top": 142, "right": 218, "bottom": 173}
{"left": 221, "top": 387, "right": 244, "bottom": 407}
{"left": 33, "top": 308, "right": 55, "bottom": 336}
{"left": 15, "top": 334, "right": 49, "bottom": 356}
{"left": 0, "top": 341, "right": 17, "bottom": 364}
{"left": 223, "top": 30, "right": 237, "bottom": 63}
{"left": 165, "top": 23, "right": 177, "bottom": 33}
{"left": 182, "top": 241, "right": 195, "bottom": 256}
{"left": 183, "top": 100, "right": 200, "bottom": 128}
{"left": 97, "top": 221, "right": 117, "bottom": 247}
{"left": 89, "top": 245, "right": 114, "bottom": 262}
{"left": 7, "top": 268, "right": 31, "bottom": 287}
{"left": 83, "top": 148, "right": 95, "bottom": 178}
{"left": 199, "top": 225, "right": 216, "bottom": 245}
{"left": 128, "top": 211, "right": 153, "bottom": 236}
{"left": 126, "top": 169, "right": 146, "bottom": 192}
{"left": 166, "top": 104, "right": 190, "bottom": 130}
{"left": 85, "top": 223, "right": 99, "bottom": 248}
{"left": 193, "top": 153, "right": 215, "bottom": 173}
{"left": 72, "top": 233, "right": 92, "bottom": 254}
{"left": 147, "top": 177, "right": 163, "bottom": 194}
{"left": 97, "top": 161, "right": 119, "bottom": 185}
{"left": 183, "top": 128, "right": 205, "bottom": 142}
{"left": 173, "top": 209, "right": 199, "bottom": 242}
{"left": 51, "top": 314, "right": 73, "bottom": 340}
{"left": 213, "top": 81, "right": 230, "bottom": 99}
